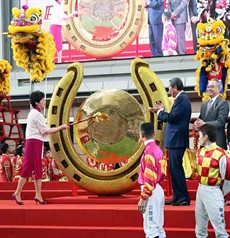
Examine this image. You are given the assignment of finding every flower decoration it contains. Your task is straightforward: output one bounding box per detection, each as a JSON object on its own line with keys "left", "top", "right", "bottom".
{"left": 0, "top": 60, "right": 12, "bottom": 95}
{"left": 7, "top": 5, "right": 56, "bottom": 83}
{"left": 194, "top": 18, "right": 230, "bottom": 101}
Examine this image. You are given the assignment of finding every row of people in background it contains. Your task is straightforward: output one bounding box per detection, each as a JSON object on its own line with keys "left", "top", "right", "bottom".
{"left": 44, "top": 149, "right": 67, "bottom": 181}
{"left": 0, "top": 141, "right": 129, "bottom": 182}
{"left": 0, "top": 143, "right": 66, "bottom": 183}
{"left": 145, "top": 0, "right": 230, "bottom": 56}
{"left": 86, "top": 157, "right": 129, "bottom": 171}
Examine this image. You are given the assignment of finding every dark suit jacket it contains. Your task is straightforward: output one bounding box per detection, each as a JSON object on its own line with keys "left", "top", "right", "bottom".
{"left": 199, "top": 96, "right": 229, "bottom": 150}
{"left": 158, "top": 92, "right": 191, "bottom": 149}
{"left": 148, "top": 0, "right": 164, "bottom": 25}
{"left": 226, "top": 122, "right": 230, "bottom": 145}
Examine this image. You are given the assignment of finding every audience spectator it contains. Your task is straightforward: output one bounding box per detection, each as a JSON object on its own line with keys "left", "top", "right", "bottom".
{"left": 0, "top": 143, "right": 13, "bottom": 182}
{"left": 42, "top": 153, "right": 50, "bottom": 181}
{"left": 45, "top": 149, "right": 66, "bottom": 181}
{"left": 12, "top": 144, "right": 24, "bottom": 182}
{"left": 87, "top": 157, "right": 115, "bottom": 171}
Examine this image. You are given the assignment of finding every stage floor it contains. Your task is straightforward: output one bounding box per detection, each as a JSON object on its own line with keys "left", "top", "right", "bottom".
{"left": 0, "top": 181, "right": 229, "bottom": 238}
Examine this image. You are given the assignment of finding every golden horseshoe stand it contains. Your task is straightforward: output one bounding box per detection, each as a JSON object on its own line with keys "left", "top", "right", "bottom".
{"left": 48, "top": 59, "right": 171, "bottom": 195}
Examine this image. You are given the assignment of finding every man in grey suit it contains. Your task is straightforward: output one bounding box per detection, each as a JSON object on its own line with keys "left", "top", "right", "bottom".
{"left": 189, "top": 0, "right": 198, "bottom": 52}
{"left": 168, "top": 0, "right": 189, "bottom": 55}
{"left": 194, "top": 79, "right": 229, "bottom": 150}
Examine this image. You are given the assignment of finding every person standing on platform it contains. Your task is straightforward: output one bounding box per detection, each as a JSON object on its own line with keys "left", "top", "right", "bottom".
{"left": 161, "top": 11, "right": 178, "bottom": 56}
{"left": 12, "top": 144, "right": 24, "bottom": 182}
{"left": 194, "top": 79, "right": 229, "bottom": 150}
{"left": 144, "top": 0, "right": 164, "bottom": 56}
{"left": 168, "top": 0, "right": 189, "bottom": 55}
{"left": 49, "top": 0, "right": 78, "bottom": 63}
{"left": 189, "top": 0, "right": 198, "bottom": 53}
{"left": 195, "top": 124, "right": 229, "bottom": 238}
{"left": 0, "top": 143, "right": 13, "bottom": 182}
{"left": 138, "top": 122, "right": 167, "bottom": 238}
{"left": 150, "top": 77, "right": 191, "bottom": 206}
{"left": 13, "top": 91, "right": 69, "bottom": 205}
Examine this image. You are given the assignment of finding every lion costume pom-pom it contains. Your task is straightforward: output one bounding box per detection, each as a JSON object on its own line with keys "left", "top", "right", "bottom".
{"left": 194, "top": 18, "right": 230, "bottom": 101}
{"left": 0, "top": 60, "right": 12, "bottom": 95}
{"left": 7, "top": 5, "right": 56, "bottom": 83}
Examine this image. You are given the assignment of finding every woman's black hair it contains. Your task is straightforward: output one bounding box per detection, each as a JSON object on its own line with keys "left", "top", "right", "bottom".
{"left": 30, "top": 90, "right": 45, "bottom": 108}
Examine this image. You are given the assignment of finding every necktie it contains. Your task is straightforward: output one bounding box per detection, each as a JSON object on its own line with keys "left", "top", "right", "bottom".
{"left": 206, "top": 100, "right": 212, "bottom": 116}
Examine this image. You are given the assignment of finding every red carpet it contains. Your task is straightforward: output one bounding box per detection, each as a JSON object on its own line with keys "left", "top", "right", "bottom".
{"left": 0, "top": 180, "right": 229, "bottom": 238}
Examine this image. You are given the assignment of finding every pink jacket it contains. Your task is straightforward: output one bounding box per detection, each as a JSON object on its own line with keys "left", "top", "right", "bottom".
{"left": 138, "top": 140, "right": 167, "bottom": 199}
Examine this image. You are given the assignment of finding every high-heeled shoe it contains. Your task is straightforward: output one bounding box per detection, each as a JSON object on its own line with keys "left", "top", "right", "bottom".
{"left": 34, "top": 197, "right": 47, "bottom": 204}
{"left": 12, "top": 194, "right": 24, "bottom": 205}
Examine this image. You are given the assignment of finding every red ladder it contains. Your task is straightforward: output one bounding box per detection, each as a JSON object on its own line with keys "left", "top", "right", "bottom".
{"left": 0, "top": 94, "right": 23, "bottom": 150}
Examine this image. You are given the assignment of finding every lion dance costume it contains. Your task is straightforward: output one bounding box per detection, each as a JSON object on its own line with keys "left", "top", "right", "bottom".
{"left": 195, "top": 18, "right": 230, "bottom": 101}
{"left": 7, "top": 5, "right": 56, "bottom": 82}
{"left": 0, "top": 60, "right": 12, "bottom": 95}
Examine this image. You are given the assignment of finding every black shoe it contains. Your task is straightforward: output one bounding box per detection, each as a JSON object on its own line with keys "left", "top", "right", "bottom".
{"left": 34, "top": 197, "right": 47, "bottom": 205}
{"left": 12, "top": 194, "right": 24, "bottom": 205}
{"left": 172, "top": 200, "right": 190, "bottom": 206}
{"left": 165, "top": 200, "right": 173, "bottom": 205}
{"left": 165, "top": 198, "right": 178, "bottom": 205}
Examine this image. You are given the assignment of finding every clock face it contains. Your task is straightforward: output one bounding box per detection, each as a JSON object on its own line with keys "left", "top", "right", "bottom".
{"left": 63, "top": 0, "right": 144, "bottom": 58}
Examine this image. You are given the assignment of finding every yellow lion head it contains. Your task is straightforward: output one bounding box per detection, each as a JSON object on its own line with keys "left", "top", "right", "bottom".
{"left": 8, "top": 5, "right": 42, "bottom": 34}
{"left": 197, "top": 18, "right": 227, "bottom": 51}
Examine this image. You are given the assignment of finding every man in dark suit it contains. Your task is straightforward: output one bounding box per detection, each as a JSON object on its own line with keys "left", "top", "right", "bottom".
{"left": 150, "top": 77, "right": 191, "bottom": 206}
{"left": 195, "top": 78, "right": 229, "bottom": 150}
{"left": 145, "top": 0, "right": 164, "bottom": 56}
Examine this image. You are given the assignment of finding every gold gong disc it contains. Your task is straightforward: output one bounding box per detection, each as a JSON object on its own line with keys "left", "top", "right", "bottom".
{"left": 75, "top": 89, "right": 144, "bottom": 164}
